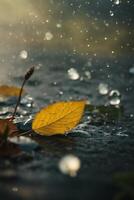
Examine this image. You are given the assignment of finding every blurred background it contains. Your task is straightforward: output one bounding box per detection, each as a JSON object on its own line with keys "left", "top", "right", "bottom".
{"left": 0, "top": 0, "right": 133, "bottom": 56}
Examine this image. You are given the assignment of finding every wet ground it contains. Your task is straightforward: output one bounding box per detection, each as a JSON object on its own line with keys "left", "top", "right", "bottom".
{"left": 0, "top": 53, "right": 134, "bottom": 200}
{"left": 0, "top": 1, "right": 134, "bottom": 200}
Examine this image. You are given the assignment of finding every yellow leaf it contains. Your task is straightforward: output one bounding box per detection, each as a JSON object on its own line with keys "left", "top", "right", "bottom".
{"left": 0, "top": 85, "right": 24, "bottom": 97}
{"left": 32, "top": 100, "right": 86, "bottom": 136}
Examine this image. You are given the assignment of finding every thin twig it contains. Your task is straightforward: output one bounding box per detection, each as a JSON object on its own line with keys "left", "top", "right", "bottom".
{"left": 11, "top": 66, "right": 35, "bottom": 121}
{"left": 18, "top": 129, "right": 33, "bottom": 136}
{"left": 11, "top": 79, "right": 26, "bottom": 120}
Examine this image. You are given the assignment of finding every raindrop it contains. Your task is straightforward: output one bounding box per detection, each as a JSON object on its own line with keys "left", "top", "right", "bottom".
{"left": 19, "top": 50, "right": 28, "bottom": 59}
{"left": 109, "top": 90, "right": 121, "bottom": 105}
{"left": 68, "top": 68, "right": 80, "bottom": 80}
{"left": 59, "top": 155, "right": 81, "bottom": 177}
{"left": 21, "top": 95, "right": 35, "bottom": 108}
{"left": 130, "top": 114, "right": 134, "bottom": 118}
{"left": 84, "top": 71, "right": 91, "bottom": 79}
{"left": 56, "top": 23, "right": 62, "bottom": 28}
{"left": 110, "top": 10, "right": 114, "bottom": 16}
{"left": 98, "top": 83, "right": 109, "bottom": 95}
{"left": 129, "top": 66, "right": 134, "bottom": 74}
{"left": 12, "top": 187, "right": 18, "bottom": 192}
{"left": 114, "top": 0, "right": 121, "bottom": 5}
{"left": 58, "top": 90, "right": 63, "bottom": 95}
{"left": 44, "top": 32, "right": 53, "bottom": 40}
{"left": 86, "top": 60, "right": 92, "bottom": 67}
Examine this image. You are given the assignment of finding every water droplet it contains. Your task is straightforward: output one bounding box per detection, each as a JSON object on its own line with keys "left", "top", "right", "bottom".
{"left": 85, "top": 71, "right": 91, "bottom": 79}
{"left": 129, "top": 66, "right": 134, "bottom": 74}
{"left": 21, "top": 95, "right": 34, "bottom": 108}
{"left": 59, "top": 155, "right": 81, "bottom": 177}
{"left": 56, "top": 23, "right": 62, "bottom": 28}
{"left": 114, "top": 0, "right": 121, "bottom": 5}
{"left": 68, "top": 68, "right": 79, "bottom": 80}
{"left": 98, "top": 83, "right": 109, "bottom": 95}
{"left": 86, "top": 60, "right": 92, "bottom": 67}
{"left": 12, "top": 187, "right": 18, "bottom": 192}
{"left": 110, "top": 10, "right": 114, "bottom": 16}
{"left": 130, "top": 114, "right": 134, "bottom": 118}
{"left": 44, "top": 32, "right": 53, "bottom": 40}
{"left": 58, "top": 90, "right": 63, "bottom": 95}
{"left": 19, "top": 50, "right": 28, "bottom": 59}
{"left": 109, "top": 90, "right": 121, "bottom": 105}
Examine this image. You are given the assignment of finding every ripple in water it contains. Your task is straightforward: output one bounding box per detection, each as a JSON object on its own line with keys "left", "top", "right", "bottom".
{"left": 0, "top": 94, "right": 37, "bottom": 124}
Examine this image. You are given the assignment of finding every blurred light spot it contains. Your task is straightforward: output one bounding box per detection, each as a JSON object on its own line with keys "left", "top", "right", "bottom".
{"left": 114, "top": 0, "right": 121, "bottom": 5}
{"left": 56, "top": 23, "right": 62, "bottom": 28}
{"left": 129, "top": 66, "right": 134, "bottom": 74}
{"left": 58, "top": 90, "right": 63, "bottom": 95}
{"left": 86, "top": 60, "right": 92, "bottom": 67}
{"left": 110, "top": 10, "right": 114, "bottom": 17}
{"left": 59, "top": 155, "right": 81, "bottom": 177}
{"left": 12, "top": 187, "right": 18, "bottom": 192}
{"left": 68, "top": 68, "right": 79, "bottom": 80}
{"left": 19, "top": 50, "right": 28, "bottom": 59}
{"left": 98, "top": 83, "right": 109, "bottom": 95}
{"left": 85, "top": 71, "right": 91, "bottom": 79}
{"left": 44, "top": 32, "right": 53, "bottom": 40}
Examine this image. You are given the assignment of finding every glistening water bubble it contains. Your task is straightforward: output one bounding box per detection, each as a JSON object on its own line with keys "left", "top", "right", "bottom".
{"left": 109, "top": 90, "right": 121, "bottom": 105}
